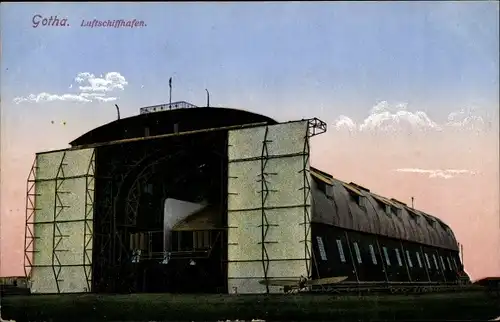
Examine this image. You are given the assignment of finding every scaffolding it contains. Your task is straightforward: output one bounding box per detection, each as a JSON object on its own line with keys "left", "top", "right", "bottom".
{"left": 83, "top": 151, "right": 96, "bottom": 291}
{"left": 24, "top": 149, "right": 96, "bottom": 293}
{"left": 300, "top": 118, "right": 327, "bottom": 280}
{"left": 51, "top": 150, "right": 69, "bottom": 293}
{"left": 24, "top": 159, "right": 38, "bottom": 280}
{"left": 226, "top": 119, "right": 327, "bottom": 294}
{"left": 258, "top": 126, "right": 278, "bottom": 294}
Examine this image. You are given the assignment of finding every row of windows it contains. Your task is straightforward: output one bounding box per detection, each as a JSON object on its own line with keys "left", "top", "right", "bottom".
{"left": 319, "top": 237, "right": 458, "bottom": 272}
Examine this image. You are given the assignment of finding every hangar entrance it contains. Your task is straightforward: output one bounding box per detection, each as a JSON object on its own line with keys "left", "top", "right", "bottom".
{"left": 92, "top": 130, "right": 228, "bottom": 294}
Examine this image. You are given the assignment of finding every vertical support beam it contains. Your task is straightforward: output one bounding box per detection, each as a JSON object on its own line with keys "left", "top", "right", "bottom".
{"left": 83, "top": 149, "right": 96, "bottom": 291}
{"left": 437, "top": 251, "right": 447, "bottom": 283}
{"left": 375, "top": 237, "right": 389, "bottom": 283}
{"left": 24, "top": 158, "right": 38, "bottom": 281}
{"left": 400, "top": 241, "right": 412, "bottom": 282}
{"left": 301, "top": 122, "right": 312, "bottom": 279}
{"left": 221, "top": 133, "right": 229, "bottom": 294}
{"left": 460, "top": 243, "right": 464, "bottom": 269}
{"left": 259, "top": 126, "right": 272, "bottom": 294}
{"left": 421, "top": 246, "right": 431, "bottom": 282}
{"left": 93, "top": 146, "right": 118, "bottom": 292}
{"left": 52, "top": 151, "right": 69, "bottom": 294}
{"left": 344, "top": 232, "right": 359, "bottom": 283}
{"left": 300, "top": 118, "right": 326, "bottom": 280}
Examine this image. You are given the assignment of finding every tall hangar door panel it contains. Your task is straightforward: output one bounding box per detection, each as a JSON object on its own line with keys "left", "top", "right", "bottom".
{"left": 227, "top": 121, "right": 314, "bottom": 294}
{"left": 25, "top": 148, "right": 95, "bottom": 294}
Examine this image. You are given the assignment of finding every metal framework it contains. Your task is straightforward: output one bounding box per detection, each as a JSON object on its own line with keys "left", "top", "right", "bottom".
{"left": 251, "top": 119, "right": 328, "bottom": 293}
{"left": 258, "top": 126, "right": 278, "bottom": 294}
{"left": 24, "top": 150, "right": 96, "bottom": 293}
{"left": 93, "top": 130, "right": 228, "bottom": 293}
{"left": 24, "top": 159, "right": 38, "bottom": 280}
{"left": 94, "top": 142, "right": 148, "bottom": 292}
{"left": 139, "top": 101, "right": 199, "bottom": 115}
{"left": 52, "top": 151, "right": 69, "bottom": 293}
{"left": 300, "top": 118, "right": 327, "bottom": 282}
{"left": 83, "top": 150, "right": 96, "bottom": 291}
{"left": 225, "top": 119, "right": 327, "bottom": 294}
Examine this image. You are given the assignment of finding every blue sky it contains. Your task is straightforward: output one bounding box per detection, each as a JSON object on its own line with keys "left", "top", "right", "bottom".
{"left": 1, "top": 1, "right": 499, "bottom": 124}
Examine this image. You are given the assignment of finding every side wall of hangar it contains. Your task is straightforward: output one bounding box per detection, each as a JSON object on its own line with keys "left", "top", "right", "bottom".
{"left": 309, "top": 171, "right": 463, "bottom": 284}
{"left": 24, "top": 114, "right": 462, "bottom": 294}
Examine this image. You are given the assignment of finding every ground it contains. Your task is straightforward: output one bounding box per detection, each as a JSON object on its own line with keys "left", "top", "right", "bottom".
{"left": 1, "top": 289, "right": 499, "bottom": 321}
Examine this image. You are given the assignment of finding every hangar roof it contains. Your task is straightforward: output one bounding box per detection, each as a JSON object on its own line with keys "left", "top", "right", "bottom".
{"left": 70, "top": 106, "right": 277, "bottom": 146}
{"left": 310, "top": 167, "right": 459, "bottom": 251}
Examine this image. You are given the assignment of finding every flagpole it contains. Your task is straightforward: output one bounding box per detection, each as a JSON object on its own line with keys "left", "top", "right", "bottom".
{"left": 169, "top": 77, "right": 172, "bottom": 109}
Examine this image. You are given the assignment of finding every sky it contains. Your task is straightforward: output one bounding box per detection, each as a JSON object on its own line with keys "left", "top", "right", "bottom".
{"left": 1, "top": 2, "right": 499, "bottom": 280}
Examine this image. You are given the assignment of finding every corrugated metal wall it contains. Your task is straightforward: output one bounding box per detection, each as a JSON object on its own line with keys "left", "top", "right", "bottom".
{"left": 312, "top": 223, "right": 462, "bottom": 283}
{"left": 310, "top": 174, "right": 459, "bottom": 251}
{"left": 309, "top": 169, "right": 464, "bottom": 284}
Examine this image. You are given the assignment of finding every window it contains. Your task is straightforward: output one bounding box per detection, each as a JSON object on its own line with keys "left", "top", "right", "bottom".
{"left": 432, "top": 254, "right": 439, "bottom": 270}
{"left": 407, "top": 208, "right": 419, "bottom": 221}
{"left": 395, "top": 249, "right": 403, "bottom": 266}
{"left": 316, "top": 236, "right": 328, "bottom": 261}
{"left": 144, "top": 183, "right": 153, "bottom": 194}
{"left": 440, "top": 256, "right": 447, "bottom": 271}
{"left": 452, "top": 257, "right": 458, "bottom": 270}
{"left": 193, "top": 231, "right": 211, "bottom": 250}
{"left": 336, "top": 239, "right": 346, "bottom": 263}
{"left": 325, "top": 185, "right": 334, "bottom": 198}
{"left": 424, "top": 216, "right": 435, "bottom": 227}
{"left": 372, "top": 195, "right": 392, "bottom": 215}
{"left": 416, "top": 252, "right": 423, "bottom": 268}
{"left": 446, "top": 257, "right": 452, "bottom": 271}
{"left": 358, "top": 196, "right": 367, "bottom": 210}
{"left": 343, "top": 184, "right": 366, "bottom": 210}
{"left": 315, "top": 181, "right": 328, "bottom": 194}
{"left": 424, "top": 253, "right": 431, "bottom": 269}
{"left": 383, "top": 247, "right": 391, "bottom": 266}
{"left": 369, "top": 245, "right": 378, "bottom": 265}
{"left": 406, "top": 250, "right": 413, "bottom": 268}
{"left": 353, "top": 242, "right": 362, "bottom": 264}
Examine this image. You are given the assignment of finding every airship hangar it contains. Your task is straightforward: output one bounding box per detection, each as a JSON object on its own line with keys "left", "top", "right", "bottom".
{"left": 23, "top": 100, "right": 467, "bottom": 295}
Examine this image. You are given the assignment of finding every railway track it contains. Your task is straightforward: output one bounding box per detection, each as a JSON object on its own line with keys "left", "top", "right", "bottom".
{"left": 305, "top": 282, "right": 484, "bottom": 295}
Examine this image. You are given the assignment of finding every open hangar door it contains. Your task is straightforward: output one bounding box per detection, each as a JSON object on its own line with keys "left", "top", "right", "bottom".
{"left": 24, "top": 148, "right": 96, "bottom": 294}
{"left": 91, "top": 131, "right": 228, "bottom": 293}
{"left": 226, "top": 119, "right": 326, "bottom": 294}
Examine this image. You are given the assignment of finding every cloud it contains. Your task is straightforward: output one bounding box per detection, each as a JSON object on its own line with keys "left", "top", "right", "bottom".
{"left": 331, "top": 101, "right": 493, "bottom": 135}
{"left": 333, "top": 115, "right": 357, "bottom": 133}
{"left": 13, "top": 72, "right": 128, "bottom": 104}
{"left": 75, "top": 72, "right": 128, "bottom": 93}
{"left": 394, "top": 168, "right": 478, "bottom": 179}
{"left": 359, "top": 101, "right": 441, "bottom": 133}
{"left": 445, "top": 107, "right": 491, "bottom": 132}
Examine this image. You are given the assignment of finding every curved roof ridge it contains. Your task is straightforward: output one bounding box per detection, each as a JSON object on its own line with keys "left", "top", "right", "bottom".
{"left": 311, "top": 167, "right": 448, "bottom": 224}
{"left": 309, "top": 167, "right": 458, "bottom": 250}
{"left": 70, "top": 106, "right": 278, "bottom": 146}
